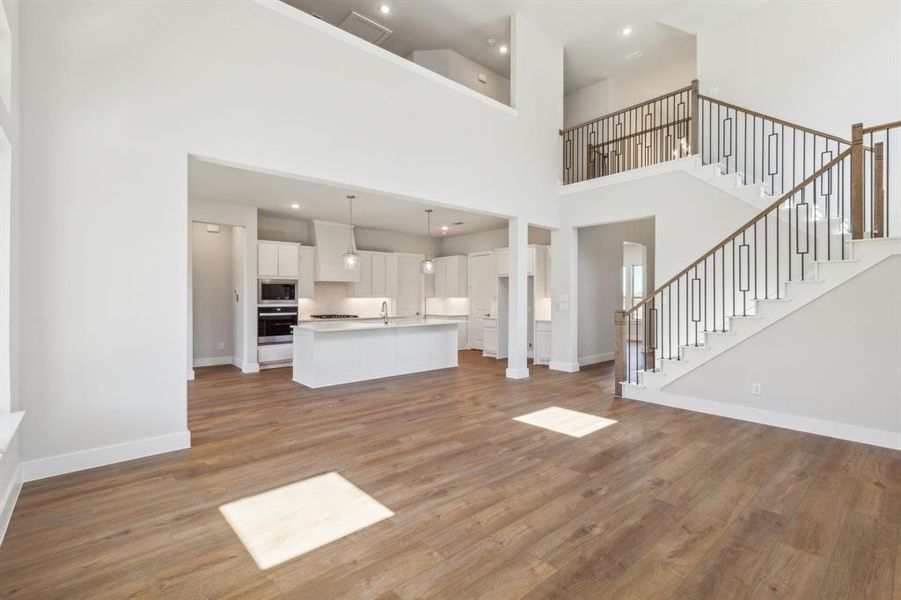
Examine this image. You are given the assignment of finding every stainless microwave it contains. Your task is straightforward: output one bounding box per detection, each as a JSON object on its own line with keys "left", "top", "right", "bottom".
{"left": 258, "top": 279, "right": 297, "bottom": 304}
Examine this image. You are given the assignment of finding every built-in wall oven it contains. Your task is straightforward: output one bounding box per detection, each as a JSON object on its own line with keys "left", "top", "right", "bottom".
{"left": 258, "top": 306, "right": 298, "bottom": 344}
{"left": 258, "top": 279, "right": 297, "bottom": 305}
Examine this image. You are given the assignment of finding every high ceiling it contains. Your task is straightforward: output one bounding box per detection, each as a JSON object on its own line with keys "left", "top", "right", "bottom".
{"left": 188, "top": 157, "right": 508, "bottom": 237}
{"left": 284, "top": 0, "right": 698, "bottom": 93}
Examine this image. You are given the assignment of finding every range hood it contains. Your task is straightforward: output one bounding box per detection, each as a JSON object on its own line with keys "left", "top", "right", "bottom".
{"left": 312, "top": 220, "right": 361, "bottom": 283}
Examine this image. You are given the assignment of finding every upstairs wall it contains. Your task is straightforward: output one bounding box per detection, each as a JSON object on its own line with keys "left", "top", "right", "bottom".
{"left": 18, "top": 0, "right": 563, "bottom": 474}
{"left": 697, "top": 1, "right": 901, "bottom": 136}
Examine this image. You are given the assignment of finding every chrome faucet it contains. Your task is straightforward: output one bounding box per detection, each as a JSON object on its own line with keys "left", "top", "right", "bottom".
{"left": 380, "top": 300, "right": 389, "bottom": 325}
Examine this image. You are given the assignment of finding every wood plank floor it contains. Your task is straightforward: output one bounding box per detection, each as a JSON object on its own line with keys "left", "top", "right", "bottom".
{"left": 0, "top": 352, "right": 898, "bottom": 598}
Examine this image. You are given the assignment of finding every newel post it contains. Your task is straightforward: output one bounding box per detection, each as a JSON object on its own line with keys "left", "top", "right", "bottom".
{"left": 614, "top": 310, "right": 626, "bottom": 398}
{"left": 851, "top": 122, "right": 864, "bottom": 239}
{"left": 690, "top": 79, "right": 700, "bottom": 155}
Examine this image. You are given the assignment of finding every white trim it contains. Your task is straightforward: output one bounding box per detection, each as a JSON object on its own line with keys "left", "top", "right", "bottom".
{"left": 21, "top": 431, "right": 192, "bottom": 483}
{"left": 0, "top": 462, "right": 21, "bottom": 545}
{"left": 0, "top": 410, "right": 23, "bottom": 452}
{"left": 242, "top": 362, "right": 261, "bottom": 374}
{"left": 505, "top": 367, "right": 530, "bottom": 379}
{"left": 578, "top": 352, "right": 615, "bottom": 366}
{"left": 186, "top": 369, "right": 195, "bottom": 381}
{"left": 259, "top": 362, "right": 291, "bottom": 370}
{"left": 193, "top": 355, "right": 233, "bottom": 367}
{"left": 558, "top": 155, "right": 700, "bottom": 196}
{"left": 624, "top": 386, "right": 901, "bottom": 450}
{"left": 252, "top": 0, "right": 518, "bottom": 116}
{"left": 231, "top": 356, "right": 242, "bottom": 368}
{"left": 549, "top": 361, "right": 580, "bottom": 373}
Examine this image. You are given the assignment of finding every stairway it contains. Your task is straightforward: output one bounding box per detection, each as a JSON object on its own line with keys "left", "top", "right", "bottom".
{"left": 623, "top": 236, "right": 900, "bottom": 395}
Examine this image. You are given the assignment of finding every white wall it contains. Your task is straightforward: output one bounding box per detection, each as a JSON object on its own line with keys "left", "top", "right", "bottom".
{"left": 191, "top": 223, "right": 234, "bottom": 364}
{"left": 258, "top": 215, "right": 428, "bottom": 254}
{"left": 697, "top": 1, "right": 901, "bottom": 137}
{"left": 437, "top": 225, "right": 550, "bottom": 256}
{"left": 0, "top": 0, "right": 20, "bottom": 542}
{"left": 562, "top": 50, "right": 696, "bottom": 129}
{"left": 551, "top": 164, "right": 758, "bottom": 372}
{"left": 18, "top": 1, "right": 561, "bottom": 474}
{"left": 577, "top": 218, "right": 654, "bottom": 364}
{"left": 563, "top": 78, "right": 610, "bottom": 129}
{"left": 666, "top": 255, "right": 901, "bottom": 446}
{"left": 409, "top": 49, "right": 510, "bottom": 106}
{"left": 608, "top": 51, "right": 696, "bottom": 113}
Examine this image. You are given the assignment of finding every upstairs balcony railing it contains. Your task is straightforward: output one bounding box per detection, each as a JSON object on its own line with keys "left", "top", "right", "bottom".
{"left": 561, "top": 79, "right": 853, "bottom": 200}
{"left": 561, "top": 82, "right": 697, "bottom": 185}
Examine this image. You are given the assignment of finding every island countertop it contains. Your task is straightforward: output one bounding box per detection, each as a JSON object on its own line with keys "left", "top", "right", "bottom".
{"left": 293, "top": 319, "right": 459, "bottom": 333}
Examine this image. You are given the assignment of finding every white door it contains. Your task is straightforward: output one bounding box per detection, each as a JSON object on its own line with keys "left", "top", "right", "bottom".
{"left": 257, "top": 242, "right": 279, "bottom": 277}
{"left": 396, "top": 254, "right": 422, "bottom": 317}
{"left": 468, "top": 252, "right": 494, "bottom": 349}
{"left": 277, "top": 243, "right": 299, "bottom": 278}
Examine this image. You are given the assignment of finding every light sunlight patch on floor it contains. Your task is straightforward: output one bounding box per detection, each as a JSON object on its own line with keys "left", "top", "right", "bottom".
{"left": 513, "top": 406, "right": 618, "bottom": 438}
{"left": 219, "top": 472, "right": 394, "bottom": 569}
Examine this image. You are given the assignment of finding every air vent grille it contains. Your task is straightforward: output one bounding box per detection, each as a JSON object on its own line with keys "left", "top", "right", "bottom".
{"left": 338, "top": 11, "right": 393, "bottom": 46}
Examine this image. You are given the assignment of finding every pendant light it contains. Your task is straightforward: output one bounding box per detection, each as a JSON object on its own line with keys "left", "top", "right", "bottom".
{"left": 420, "top": 209, "right": 436, "bottom": 274}
{"left": 341, "top": 194, "right": 361, "bottom": 271}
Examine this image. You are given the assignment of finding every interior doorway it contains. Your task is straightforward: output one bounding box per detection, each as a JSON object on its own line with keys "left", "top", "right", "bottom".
{"left": 191, "top": 222, "right": 246, "bottom": 370}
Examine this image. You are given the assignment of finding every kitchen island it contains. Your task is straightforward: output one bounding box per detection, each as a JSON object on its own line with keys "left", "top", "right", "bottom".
{"left": 292, "top": 319, "right": 459, "bottom": 388}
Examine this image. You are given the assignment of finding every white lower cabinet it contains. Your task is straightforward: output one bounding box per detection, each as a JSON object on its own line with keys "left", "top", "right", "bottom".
{"left": 258, "top": 343, "right": 293, "bottom": 365}
{"left": 534, "top": 320, "right": 551, "bottom": 365}
{"left": 482, "top": 319, "right": 498, "bottom": 357}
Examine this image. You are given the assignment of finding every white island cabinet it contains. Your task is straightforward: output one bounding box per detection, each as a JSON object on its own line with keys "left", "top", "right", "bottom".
{"left": 292, "top": 320, "right": 458, "bottom": 388}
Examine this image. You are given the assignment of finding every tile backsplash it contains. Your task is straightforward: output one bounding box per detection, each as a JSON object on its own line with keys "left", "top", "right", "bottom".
{"left": 298, "top": 282, "right": 393, "bottom": 319}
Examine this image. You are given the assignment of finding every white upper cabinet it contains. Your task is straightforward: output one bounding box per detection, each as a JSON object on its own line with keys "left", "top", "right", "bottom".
{"left": 258, "top": 241, "right": 299, "bottom": 279}
{"left": 277, "top": 243, "right": 299, "bottom": 278}
{"left": 351, "top": 251, "right": 391, "bottom": 298}
{"left": 428, "top": 255, "right": 467, "bottom": 298}
{"left": 297, "top": 245, "right": 315, "bottom": 298}
{"left": 257, "top": 241, "right": 280, "bottom": 278}
{"left": 370, "top": 253, "right": 388, "bottom": 297}
{"left": 494, "top": 247, "right": 536, "bottom": 277}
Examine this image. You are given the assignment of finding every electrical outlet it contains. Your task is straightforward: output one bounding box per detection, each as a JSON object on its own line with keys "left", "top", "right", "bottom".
{"left": 218, "top": 342, "right": 226, "bottom": 350}
{"left": 751, "top": 383, "right": 761, "bottom": 396}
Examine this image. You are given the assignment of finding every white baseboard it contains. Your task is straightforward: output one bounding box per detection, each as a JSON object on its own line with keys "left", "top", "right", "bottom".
{"left": 193, "top": 356, "right": 233, "bottom": 367}
{"left": 549, "top": 361, "right": 580, "bottom": 373}
{"left": 579, "top": 352, "right": 615, "bottom": 366}
{"left": 625, "top": 387, "right": 901, "bottom": 450}
{"left": 242, "top": 362, "right": 260, "bottom": 374}
{"left": 0, "top": 463, "right": 22, "bottom": 546}
{"left": 506, "top": 367, "right": 530, "bottom": 379}
{"left": 21, "top": 431, "right": 192, "bottom": 483}
{"left": 231, "top": 356, "right": 242, "bottom": 368}
{"left": 186, "top": 369, "right": 195, "bottom": 381}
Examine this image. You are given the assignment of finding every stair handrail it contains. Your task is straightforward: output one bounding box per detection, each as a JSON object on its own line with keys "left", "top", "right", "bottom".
{"left": 697, "top": 94, "right": 852, "bottom": 146}
{"left": 559, "top": 83, "right": 695, "bottom": 135}
{"left": 624, "top": 146, "right": 852, "bottom": 319}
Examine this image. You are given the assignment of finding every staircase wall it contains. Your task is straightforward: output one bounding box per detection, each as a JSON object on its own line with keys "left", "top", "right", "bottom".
{"left": 552, "top": 160, "right": 758, "bottom": 371}
{"left": 663, "top": 255, "right": 901, "bottom": 448}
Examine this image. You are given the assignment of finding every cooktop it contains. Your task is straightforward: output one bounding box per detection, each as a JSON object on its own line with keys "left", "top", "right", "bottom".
{"left": 309, "top": 314, "right": 359, "bottom": 320}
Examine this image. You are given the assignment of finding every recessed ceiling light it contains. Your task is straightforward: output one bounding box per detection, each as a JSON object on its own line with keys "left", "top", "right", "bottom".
{"left": 621, "top": 26, "right": 633, "bottom": 36}
{"left": 441, "top": 225, "right": 449, "bottom": 231}
{"left": 379, "top": 4, "right": 390, "bottom": 14}
{"left": 499, "top": 44, "right": 508, "bottom": 54}
{"left": 290, "top": 203, "right": 300, "bottom": 209}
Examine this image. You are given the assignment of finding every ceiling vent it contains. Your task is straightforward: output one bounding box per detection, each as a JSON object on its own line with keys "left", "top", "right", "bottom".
{"left": 338, "top": 11, "right": 393, "bottom": 46}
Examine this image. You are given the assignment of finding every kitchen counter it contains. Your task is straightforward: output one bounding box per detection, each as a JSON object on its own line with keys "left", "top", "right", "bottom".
{"left": 294, "top": 319, "right": 458, "bottom": 333}
{"left": 292, "top": 319, "right": 458, "bottom": 388}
